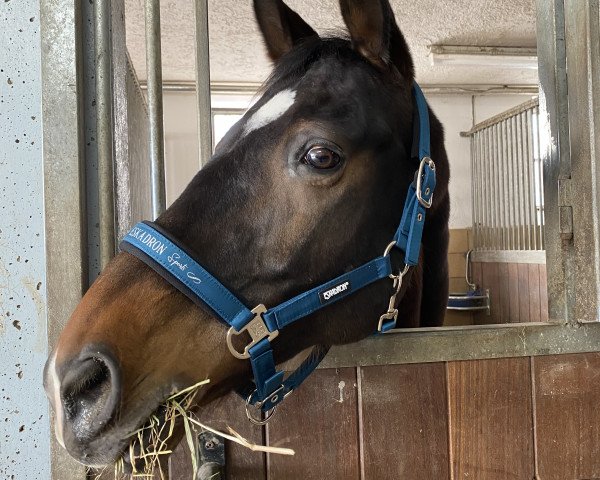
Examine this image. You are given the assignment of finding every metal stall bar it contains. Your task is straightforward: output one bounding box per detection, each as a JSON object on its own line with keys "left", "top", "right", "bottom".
{"left": 534, "top": 103, "right": 546, "bottom": 250}
{"left": 475, "top": 132, "right": 483, "bottom": 249}
{"left": 463, "top": 99, "right": 543, "bottom": 253}
{"left": 95, "top": 0, "right": 117, "bottom": 268}
{"left": 145, "top": 0, "right": 166, "bottom": 218}
{"left": 473, "top": 132, "right": 479, "bottom": 247}
{"left": 524, "top": 110, "right": 536, "bottom": 250}
{"left": 495, "top": 123, "right": 502, "bottom": 250}
{"left": 500, "top": 120, "right": 508, "bottom": 250}
{"left": 194, "top": 0, "right": 213, "bottom": 167}
{"left": 509, "top": 115, "right": 517, "bottom": 250}
{"left": 502, "top": 119, "right": 512, "bottom": 250}
{"left": 482, "top": 128, "right": 490, "bottom": 249}
{"left": 518, "top": 112, "right": 534, "bottom": 250}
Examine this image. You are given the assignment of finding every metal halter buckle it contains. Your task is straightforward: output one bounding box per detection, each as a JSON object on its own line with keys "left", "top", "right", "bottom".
{"left": 416, "top": 156, "right": 435, "bottom": 209}
{"left": 379, "top": 241, "right": 411, "bottom": 332}
{"left": 226, "top": 304, "right": 278, "bottom": 360}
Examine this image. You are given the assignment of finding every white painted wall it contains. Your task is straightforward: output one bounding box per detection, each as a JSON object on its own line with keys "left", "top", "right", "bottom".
{"left": 163, "top": 91, "right": 535, "bottom": 228}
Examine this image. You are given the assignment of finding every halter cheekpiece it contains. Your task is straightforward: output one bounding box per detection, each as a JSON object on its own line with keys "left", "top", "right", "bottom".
{"left": 120, "top": 83, "right": 436, "bottom": 424}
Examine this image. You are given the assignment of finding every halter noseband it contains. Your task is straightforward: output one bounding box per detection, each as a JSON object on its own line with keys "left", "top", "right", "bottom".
{"left": 120, "top": 83, "right": 436, "bottom": 424}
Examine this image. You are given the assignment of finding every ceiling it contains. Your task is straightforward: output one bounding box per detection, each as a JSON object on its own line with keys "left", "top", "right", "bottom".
{"left": 124, "top": 0, "right": 538, "bottom": 86}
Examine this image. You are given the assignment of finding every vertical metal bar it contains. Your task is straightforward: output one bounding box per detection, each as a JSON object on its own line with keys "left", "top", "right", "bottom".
{"left": 194, "top": 0, "right": 213, "bottom": 167}
{"left": 535, "top": 105, "right": 546, "bottom": 250}
{"left": 488, "top": 127, "right": 493, "bottom": 250}
{"left": 95, "top": 0, "right": 116, "bottom": 268}
{"left": 477, "top": 132, "right": 485, "bottom": 249}
{"left": 492, "top": 124, "right": 499, "bottom": 249}
{"left": 145, "top": 0, "right": 166, "bottom": 218}
{"left": 521, "top": 112, "right": 532, "bottom": 250}
{"left": 499, "top": 120, "right": 506, "bottom": 250}
{"left": 502, "top": 119, "right": 512, "bottom": 250}
{"left": 500, "top": 121, "right": 507, "bottom": 250}
{"left": 481, "top": 130, "right": 487, "bottom": 249}
{"left": 40, "top": 0, "right": 88, "bottom": 477}
{"left": 512, "top": 115, "right": 522, "bottom": 249}
{"left": 496, "top": 124, "right": 502, "bottom": 250}
{"left": 509, "top": 114, "right": 517, "bottom": 251}
{"left": 489, "top": 126, "right": 495, "bottom": 250}
{"left": 526, "top": 108, "right": 538, "bottom": 250}
{"left": 483, "top": 128, "right": 490, "bottom": 249}
{"left": 471, "top": 135, "right": 478, "bottom": 249}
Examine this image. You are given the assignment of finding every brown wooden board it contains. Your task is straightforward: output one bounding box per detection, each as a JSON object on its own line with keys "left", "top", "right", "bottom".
{"left": 498, "top": 262, "right": 510, "bottom": 323}
{"left": 360, "top": 363, "right": 450, "bottom": 480}
{"left": 539, "top": 264, "right": 549, "bottom": 322}
{"left": 534, "top": 353, "right": 600, "bottom": 479}
{"left": 508, "top": 263, "right": 520, "bottom": 322}
{"left": 528, "top": 263, "right": 541, "bottom": 322}
{"left": 518, "top": 263, "right": 530, "bottom": 323}
{"left": 448, "top": 357, "right": 535, "bottom": 479}
{"left": 266, "top": 368, "right": 360, "bottom": 480}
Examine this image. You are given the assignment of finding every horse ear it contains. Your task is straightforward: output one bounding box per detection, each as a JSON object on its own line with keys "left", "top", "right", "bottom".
{"left": 339, "top": 0, "right": 414, "bottom": 81}
{"left": 253, "top": 0, "right": 318, "bottom": 62}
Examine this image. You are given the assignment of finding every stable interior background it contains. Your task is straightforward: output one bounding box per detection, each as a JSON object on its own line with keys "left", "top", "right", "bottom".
{"left": 123, "top": 0, "right": 542, "bottom": 327}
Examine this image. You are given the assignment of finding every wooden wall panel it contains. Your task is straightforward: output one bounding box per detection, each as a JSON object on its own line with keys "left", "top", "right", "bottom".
{"left": 528, "top": 264, "right": 541, "bottom": 322}
{"left": 534, "top": 353, "right": 600, "bottom": 480}
{"left": 517, "top": 263, "right": 531, "bottom": 323}
{"left": 360, "top": 363, "right": 450, "bottom": 480}
{"left": 472, "top": 261, "right": 548, "bottom": 324}
{"left": 266, "top": 368, "right": 360, "bottom": 480}
{"left": 539, "top": 264, "right": 549, "bottom": 322}
{"left": 170, "top": 391, "right": 267, "bottom": 480}
{"left": 508, "top": 263, "right": 520, "bottom": 322}
{"left": 498, "top": 262, "right": 510, "bottom": 323}
{"left": 448, "top": 357, "right": 535, "bottom": 479}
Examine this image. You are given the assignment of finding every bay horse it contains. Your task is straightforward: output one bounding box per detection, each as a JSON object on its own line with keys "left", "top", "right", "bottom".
{"left": 44, "top": 0, "right": 449, "bottom": 468}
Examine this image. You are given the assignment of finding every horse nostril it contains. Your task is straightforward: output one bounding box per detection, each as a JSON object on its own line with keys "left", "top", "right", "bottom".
{"left": 60, "top": 352, "right": 121, "bottom": 441}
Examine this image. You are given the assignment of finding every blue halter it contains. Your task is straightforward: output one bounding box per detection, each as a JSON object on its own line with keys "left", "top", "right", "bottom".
{"left": 120, "top": 83, "right": 436, "bottom": 424}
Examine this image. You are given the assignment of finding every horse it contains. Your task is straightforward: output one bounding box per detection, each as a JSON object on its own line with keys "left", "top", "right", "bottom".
{"left": 44, "top": 0, "right": 450, "bottom": 468}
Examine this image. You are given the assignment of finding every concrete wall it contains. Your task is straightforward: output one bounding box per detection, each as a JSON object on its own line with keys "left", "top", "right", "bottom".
{"left": 0, "top": 1, "right": 51, "bottom": 478}
{"left": 162, "top": 91, "right": 534, "bottom": 228}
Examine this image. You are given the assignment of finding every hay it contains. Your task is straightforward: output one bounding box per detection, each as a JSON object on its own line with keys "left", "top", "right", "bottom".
{"left": 112, "top": 378, "right": 294, "bottom": 479}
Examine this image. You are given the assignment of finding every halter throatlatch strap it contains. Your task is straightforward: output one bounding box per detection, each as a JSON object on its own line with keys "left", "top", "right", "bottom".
{"left": 119, "top": 82, "right": 435, "bottom": 417}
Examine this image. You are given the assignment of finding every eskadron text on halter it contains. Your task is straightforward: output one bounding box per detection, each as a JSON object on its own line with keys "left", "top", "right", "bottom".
{"left": 120, "top": 83, "right": 436, "bottom": 425}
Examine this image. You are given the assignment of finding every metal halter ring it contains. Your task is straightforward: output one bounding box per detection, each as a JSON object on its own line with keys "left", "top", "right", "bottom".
{"left": 245, "top": 392, "right": 277, "bottom": 425}
{"left": 382, "top": 241, "right": 411, "bottom": 280}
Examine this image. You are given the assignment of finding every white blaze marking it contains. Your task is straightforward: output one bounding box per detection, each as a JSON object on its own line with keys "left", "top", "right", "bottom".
{"left": 243, "top": 89, "right": 296, "bottom": 136}
{"left": 48, "top": 352, "right": 66, "bottom": 448}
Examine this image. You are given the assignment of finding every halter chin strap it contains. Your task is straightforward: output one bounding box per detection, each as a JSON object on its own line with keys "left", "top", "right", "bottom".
{"left": 119, "top": 82, "right": 436, "bottom": 420}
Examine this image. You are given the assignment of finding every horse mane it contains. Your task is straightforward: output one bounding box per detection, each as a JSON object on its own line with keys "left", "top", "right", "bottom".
{"left": 261, "top": 34, "right": 381, "bottom": 93}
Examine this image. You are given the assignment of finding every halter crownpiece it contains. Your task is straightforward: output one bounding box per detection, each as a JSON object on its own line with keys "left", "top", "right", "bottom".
{"left": 120, "top": 83, "right": 436, "bottom": 423}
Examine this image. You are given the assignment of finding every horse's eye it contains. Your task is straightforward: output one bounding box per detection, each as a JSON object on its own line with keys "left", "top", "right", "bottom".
{"left": 303, "top": 146, "right": 342, "bottom": 169}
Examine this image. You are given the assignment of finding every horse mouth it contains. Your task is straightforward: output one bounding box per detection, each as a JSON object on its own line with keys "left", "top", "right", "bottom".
{"left": 115, "top": 404, "right": 182, "bottom": 474}
{"left": 111, "top": 380, "right": 209, "bottom": 474}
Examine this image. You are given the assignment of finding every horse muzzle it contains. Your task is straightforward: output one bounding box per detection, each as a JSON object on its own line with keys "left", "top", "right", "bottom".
{"left": 43, "top": 344, "right": 122, "bottom": 465}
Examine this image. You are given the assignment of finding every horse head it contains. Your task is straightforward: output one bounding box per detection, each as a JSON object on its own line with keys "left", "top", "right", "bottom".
{"left": 44, "top": 0, "right": 449, "bottom": 467}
